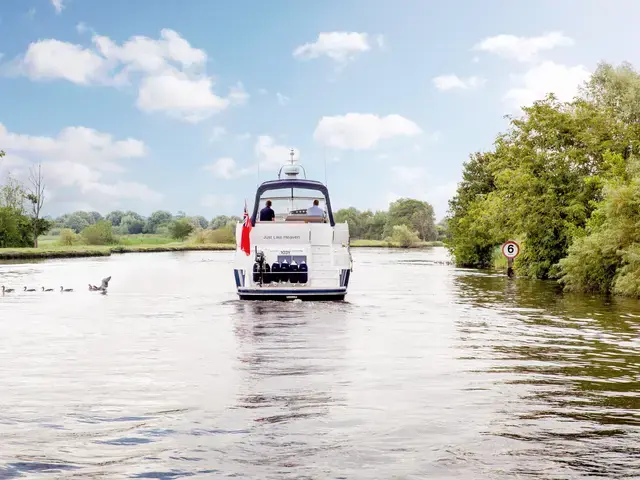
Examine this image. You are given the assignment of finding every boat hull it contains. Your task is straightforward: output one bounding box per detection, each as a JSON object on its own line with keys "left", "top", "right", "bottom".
{"left": 237, "top": 287, "right": 346, "bottom": 301}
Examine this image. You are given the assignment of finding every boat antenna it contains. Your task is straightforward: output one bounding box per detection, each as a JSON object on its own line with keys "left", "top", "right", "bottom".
{"left": 289, "top": 148, "right": 295, "bottom": 164}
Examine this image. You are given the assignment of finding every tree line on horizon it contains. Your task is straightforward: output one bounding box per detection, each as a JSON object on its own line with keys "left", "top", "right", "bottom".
{"left": 0, "top": 175, "right": 444, "bottom": 247}
{"left": 445, "top": 61, "right": 640, "bottom": 297}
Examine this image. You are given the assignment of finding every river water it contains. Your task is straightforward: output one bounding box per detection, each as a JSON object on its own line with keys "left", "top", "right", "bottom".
{"left": 0, "top": 247, "right": 638, "bottom": 479}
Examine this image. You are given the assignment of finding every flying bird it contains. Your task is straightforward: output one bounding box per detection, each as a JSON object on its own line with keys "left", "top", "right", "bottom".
{"left": 100, "top": 276, "right": 111, "bottom": 290}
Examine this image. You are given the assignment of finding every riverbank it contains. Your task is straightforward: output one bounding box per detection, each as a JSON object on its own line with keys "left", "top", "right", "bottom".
{"left": 0, "top": 243, "right": 235, "bottom": 260}
{"left": 0, "top": 238, "right": 443, "bottom": 260}
{"left": 350, "top": 240, "right": 444, "bottom": 248}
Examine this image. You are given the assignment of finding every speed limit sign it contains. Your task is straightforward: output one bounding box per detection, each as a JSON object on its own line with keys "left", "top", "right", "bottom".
{"left": 502, "top": 241, "right": 520, "bottom": 259}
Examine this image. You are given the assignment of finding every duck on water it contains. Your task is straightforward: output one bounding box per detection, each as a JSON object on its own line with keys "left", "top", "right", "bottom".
{"left": 233, "top": 150, "right": 352, "bottom": 301}
{"left": 2, "top": 277, "right": 112, "bottom": 295}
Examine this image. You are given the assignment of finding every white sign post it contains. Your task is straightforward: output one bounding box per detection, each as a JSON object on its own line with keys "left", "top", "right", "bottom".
{"left": 501, "top": 241, "right": 520, "bottom": 277}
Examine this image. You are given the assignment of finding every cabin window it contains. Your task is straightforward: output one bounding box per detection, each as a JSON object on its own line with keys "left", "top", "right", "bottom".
{"left": 256, "top": 187, "right": 327, "bottom": 222}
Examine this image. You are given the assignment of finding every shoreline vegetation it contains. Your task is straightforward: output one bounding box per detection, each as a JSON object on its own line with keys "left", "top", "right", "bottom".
{"left": 446, "top": 62, "right": 640, "bottom": 298}
{"left": 1, "top": 167, "right": 448, "bottom": 261}
{"left": 0, "top": 236, "right": 444, "bottom": 261}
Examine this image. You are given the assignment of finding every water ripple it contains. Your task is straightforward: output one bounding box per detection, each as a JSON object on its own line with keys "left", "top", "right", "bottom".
{"left": 0, "top": 249, "right": 639, "bottom": 478}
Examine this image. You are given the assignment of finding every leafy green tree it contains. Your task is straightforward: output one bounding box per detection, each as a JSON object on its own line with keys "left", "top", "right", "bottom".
{"left": 81, "top": 220, "right": 116, "bottom": 245}
{"left": 58, "top": 228, "right": 81, "bottom": 246}
{"left": 60, "top": 213, "right": 90, "bottom": 233}
{"left": 385, "top": 198, "right": 436, "bottom": 241}
{"left": 120, "top": 214, "right": 145, "bottom": 234}
{"left": 447, "top": 88, "right": 636, "bottom": 278}
{"left": 560, "top": 156, "right": 640, "bottom": 296}
{"left": 388, "top": 225, "right": 420, "bottom": 247}
{"left": 335, "top": 207, "right": 368, "bottom": 238}
{"left": 169, "top": 217, "right": 194, "bottom": 240}
{"left": 0, "top": 173, "right": 26, "bottom": 213}
{"left": 210, "top": 215, "right": 231, "bottom": 229}
{"left": 106, "top": 210, "right": 125, "bottom": 226}
{"left": 144, "top": 210, "right": 172, "bottom": 233}
{"left": 88, "top": 211, "right": 103, "bottom": 223}
{"left": 365, "top": 210, "right": 387, "bottom": 239}
{"left": 0, "top": 207, "right": 32, "bottom": 247}
{"left": 190, "top": 215, "right": 209, "bottom": 229}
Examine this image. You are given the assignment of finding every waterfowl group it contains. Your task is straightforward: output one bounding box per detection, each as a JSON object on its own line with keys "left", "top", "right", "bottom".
{"left": 2, "top": 276, "right": 111, "bottom": 296}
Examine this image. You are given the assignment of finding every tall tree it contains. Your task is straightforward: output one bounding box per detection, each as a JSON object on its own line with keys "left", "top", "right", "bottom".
{"left": 26, "top": 163, "right": 47, "bottom": 248}
{"left": 385, "top": 198, "right": 436, "bottom": 241}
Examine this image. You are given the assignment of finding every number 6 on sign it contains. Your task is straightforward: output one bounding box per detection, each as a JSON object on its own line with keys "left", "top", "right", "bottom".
{"left": 501, "top": 241, "right": 520, "bottom": 259}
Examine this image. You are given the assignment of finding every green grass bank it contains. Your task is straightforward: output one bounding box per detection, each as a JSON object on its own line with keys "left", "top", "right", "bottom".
{"left": 0, "top": 235, "right": 443, "bottom": 261}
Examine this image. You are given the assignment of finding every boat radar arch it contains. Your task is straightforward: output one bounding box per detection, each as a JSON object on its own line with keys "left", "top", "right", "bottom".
{"left": 278, "top": 149, "right": 307, "bottom": 180}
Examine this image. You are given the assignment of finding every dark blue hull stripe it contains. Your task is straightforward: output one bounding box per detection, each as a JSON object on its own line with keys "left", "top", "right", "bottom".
{"left": 238, "top": 288, "right": 346, "bottom": 295}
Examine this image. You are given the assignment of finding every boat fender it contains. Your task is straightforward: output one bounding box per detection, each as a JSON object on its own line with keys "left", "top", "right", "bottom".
{"left": 299, "top": 261, "right": 308, "bottom": 284}
{"left": 290, "top": 260, "right": 298, "bottom": 284}
{"left": 280, "top": 259, "right": 290, "bottom": 283}
{"left": 271, "top": 262, "right": 281, "bottom": 283}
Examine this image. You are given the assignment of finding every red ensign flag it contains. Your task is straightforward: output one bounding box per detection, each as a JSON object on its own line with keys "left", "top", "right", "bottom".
{"left": 240, "top": 200, "right": 251, "bottom": 255}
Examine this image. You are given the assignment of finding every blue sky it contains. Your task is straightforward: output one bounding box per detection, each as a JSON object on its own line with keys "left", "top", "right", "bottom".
{"left": 1, "top": 0, "right": 639, "bottom": 221}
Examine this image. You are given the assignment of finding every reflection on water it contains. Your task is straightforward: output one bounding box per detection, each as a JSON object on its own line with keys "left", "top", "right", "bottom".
{"left": 0, "top": 248, "right": 639, "bottom": 479}
{"left": 452, "top": 271, "right": 640, "bottom": 478}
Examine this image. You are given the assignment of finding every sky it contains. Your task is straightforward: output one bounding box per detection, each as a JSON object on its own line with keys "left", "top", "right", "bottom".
{"left": 1, "top": 0, "right": 640, "bottom": 221}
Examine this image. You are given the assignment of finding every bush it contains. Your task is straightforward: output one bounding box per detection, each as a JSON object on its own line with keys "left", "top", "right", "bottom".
{"left": 387, "top": 224, "right": 420, "bottom": 248}
{"left": 169, "top": 217, "right": 194, "bottom": 241}
{"left": 81, "top": 220, "right": 116, "bottom": 245}
{"left": 0, "top": 207, "right": 33, "bottom": 248}
{"left": 189, "top": 225, "right": 235, "bottom": 244}
{"left": 57, "top": 228, "right": 82, "bottom": 246}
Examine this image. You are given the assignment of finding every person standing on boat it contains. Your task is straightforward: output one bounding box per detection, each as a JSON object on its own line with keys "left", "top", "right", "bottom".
{"left": 259, "top": 200, "right": 275, "bottom": 221}
{"left": 307, "top": 199, "right": 324, "bottom": 217}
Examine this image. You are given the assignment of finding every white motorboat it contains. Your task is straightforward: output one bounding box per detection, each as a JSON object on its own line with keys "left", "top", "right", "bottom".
{"left": 233, "top": 151, "right": 352, "bottom": 300}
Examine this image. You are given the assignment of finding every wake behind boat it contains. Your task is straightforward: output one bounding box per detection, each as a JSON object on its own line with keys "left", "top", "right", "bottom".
{"left": 233, "top": 151, "right": 352, "bottom": 300}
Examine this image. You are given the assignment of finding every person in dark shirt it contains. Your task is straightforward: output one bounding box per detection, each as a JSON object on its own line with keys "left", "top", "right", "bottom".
{"left": 259, "top": 200, "right": 275, "bottom": 221}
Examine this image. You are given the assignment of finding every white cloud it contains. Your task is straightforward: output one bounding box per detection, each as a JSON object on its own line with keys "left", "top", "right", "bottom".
{"left": 236, "top": 132, "right": 251, "bottom": 141}
{"left": 203, "top": 157, "right": 254, "bottom": 180}
{"left": 433, "top": 74, "right": 486, "bottom": 91}
{"left": 136, "top": 70, "right": 228, "bottom": 122}
{"left": 202, "top": 136, "right": 296, "bottom": 180}
{"left": 51, "top": 0, "right": 64, "bottom": 14}
{"left": 254, "top": 135, "right": 299, "bottom": 170}
{"left": 313, "top": 113, "right": 422, "bottom": 150}
{"left": 276, "top": 92, "right": 290, "bottom": 105}
{"left": 293, "top": 32, "right": 375, "bottom": 63}
{"left": 11, "top": 29, "right": 244, "bottom": 123}
{"left": 19, "top": 39, "right": 109, "bottom": 85}
{"left": 473, "top": 31, "right": 574, "bottom": 63}
{"left": 76, "top": 22, "right": 89, "bottom": 34}
{"left": 0, "top": 123, "right": 161, "bottom": 211}
{"left": 504, "top": 60, "right": 591, "bottom": 110}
